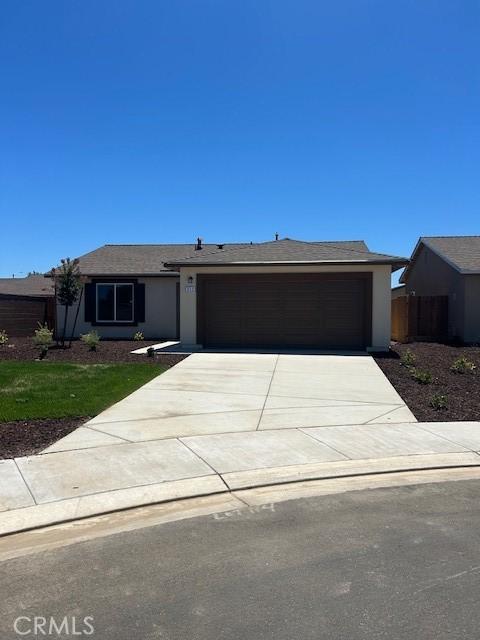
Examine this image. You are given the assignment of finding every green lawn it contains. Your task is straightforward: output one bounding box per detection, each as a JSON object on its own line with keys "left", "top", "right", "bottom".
{"left": 0, "top": 362, "right": 167, "bottom": 422}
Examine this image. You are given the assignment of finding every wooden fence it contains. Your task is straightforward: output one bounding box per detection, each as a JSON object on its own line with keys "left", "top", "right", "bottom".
{"left": 392, "top": 295, "right": 448, "bottom": 342}
{"left": 0, "top": 295, "right": 55, "bottom": 337}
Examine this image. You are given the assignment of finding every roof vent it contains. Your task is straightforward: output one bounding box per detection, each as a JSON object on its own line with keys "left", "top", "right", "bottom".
{"left": 275, "top": 232, "right": 279, "bottom": 241}
{"left": 217, "top": 244, "right": 224, "bottom": 250}
{"left": 195, "top": 237, "right": 203, "bottom": 251}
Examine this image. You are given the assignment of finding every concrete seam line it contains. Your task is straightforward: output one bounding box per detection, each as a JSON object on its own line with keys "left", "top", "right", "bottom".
{"left": 13, "top": 459, "right": 37, "bottom": 506}
{"left": 414, "top": 422, "right": 480, "bottom": 452}
{"left": 81, "top": 425, "right": 133, "bottom": 443}
{"left": 297, "top": 427, "right": 352, "bottom": 460}
{"left": 176, "top": 438, "right": 230, "bottom": 491}
{"left": 267, "top": 394, "right": 405, "bottom": 407}
{"left": 256, "top": 354, "right": 280, "bottom": 431}
{"left": 363, "top": 405, "right": 411, "bottom": 424}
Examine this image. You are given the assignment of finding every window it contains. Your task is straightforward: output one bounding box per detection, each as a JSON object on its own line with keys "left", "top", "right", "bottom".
{"left": 96, "top": 283, "right": 134, "bottom": 322}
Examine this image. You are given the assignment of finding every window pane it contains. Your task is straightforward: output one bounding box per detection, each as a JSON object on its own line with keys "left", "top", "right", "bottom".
{"left": 116, "top": 284, "right": 133, "bottom": 321}
{"left": 97, "top": 285, "right": 114, "bottom": 321}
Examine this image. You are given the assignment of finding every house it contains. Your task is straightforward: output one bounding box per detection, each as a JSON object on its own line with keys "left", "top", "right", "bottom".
{"left": 0, "top": 275, "right": 54, "bottom": 336}
{"left": 57, "top": 238, "right": 408, "bottom": 351}
{"left": 391, "top": 284, "right": 406, "bottom": 300}
{"left": 400, "top": 236, "right": 480, "bottom": 344}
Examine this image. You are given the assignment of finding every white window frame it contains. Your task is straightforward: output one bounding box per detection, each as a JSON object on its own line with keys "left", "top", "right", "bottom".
{"left": 96, "top": 283, "right": 135, "bottom": 323}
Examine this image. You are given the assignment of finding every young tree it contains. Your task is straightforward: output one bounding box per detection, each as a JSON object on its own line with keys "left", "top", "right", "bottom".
{"left": 54, "top": 258, "right": 82, "bottom": 347}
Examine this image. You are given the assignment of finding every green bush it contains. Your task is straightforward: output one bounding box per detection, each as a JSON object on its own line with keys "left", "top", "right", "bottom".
{"left": 80, "top": 330, "right": 101, "bottom": 351}
{"left": 451, "top": 356, "right": 476, "bottom": 375}
{"left": 32, "top": 323, "right": 54, "bottom": 358}
{"left": 133, "top": 331, "right": 144, "bottom": 341}
{"left": 0, "top": 329, "right": 8, "bottom": 346}
{"left": 400, "top": 349, "right": 416, "bottom": 368}
{"left": 430, "top": 393, "right": 448, "bottom": 410}
{"left": 411, "top": 368, "right": 433, "bottom": 384}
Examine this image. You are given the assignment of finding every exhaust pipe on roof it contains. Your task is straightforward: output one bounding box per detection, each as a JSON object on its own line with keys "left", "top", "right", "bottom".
{"left": 195, "top": 237, "right": 203, "bottom": 250}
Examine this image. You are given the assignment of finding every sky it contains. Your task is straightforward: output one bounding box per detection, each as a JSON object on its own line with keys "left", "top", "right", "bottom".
{"left": 1, "top": 1, "right": 479, "bottom": 284}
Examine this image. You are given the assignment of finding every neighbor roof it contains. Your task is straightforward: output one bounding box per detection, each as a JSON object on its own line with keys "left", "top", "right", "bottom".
{"left": 165, "top": 239, "right": 408, "bottom": 271}
{"left": 0, "top": 275, "right": 54, "bottom": 297}
{"left": 400, "top": 236, "right": 480, "bottom": 282}
{"left": 74, "top": 243, "right": 250, "bottom": 276}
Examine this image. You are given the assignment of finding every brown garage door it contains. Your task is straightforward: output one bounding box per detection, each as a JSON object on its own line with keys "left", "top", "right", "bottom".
{"left": 197, "top": 273, "right": 372, "bottom": 349}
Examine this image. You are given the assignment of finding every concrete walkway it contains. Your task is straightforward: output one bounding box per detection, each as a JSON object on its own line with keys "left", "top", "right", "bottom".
{"left": 2, "top": 353, "right": 480, "bottom": 536}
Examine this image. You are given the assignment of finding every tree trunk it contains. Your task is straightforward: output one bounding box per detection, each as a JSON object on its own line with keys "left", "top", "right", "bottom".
{"left": 69, "top": 287, "right": 83, "bottom": 348}
{"left": 62, "top": 304, "right": 69, "bottom": 348}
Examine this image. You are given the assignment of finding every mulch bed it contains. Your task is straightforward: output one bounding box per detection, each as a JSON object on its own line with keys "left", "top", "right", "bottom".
{"left": 374, "top": 342, "right": 480, "bottom": 422}
{"left": 0, "top": 337, "right": 188, "bottom": 368}
{"left": 0, "top": 417, "right": 86, "bottom": 459}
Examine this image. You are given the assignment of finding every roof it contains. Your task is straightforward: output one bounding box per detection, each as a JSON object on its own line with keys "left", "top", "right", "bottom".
{"left": 400, "top": 236, "right": 480, "bottom": 282}
{"left": 74, "top": 243, "right": 250, "bottom": 276}
{"left": 165, "top": 239, "right": 408, "bottom": 271}
{"left": 0, "top": 275, "right": 54, "bottom": 297}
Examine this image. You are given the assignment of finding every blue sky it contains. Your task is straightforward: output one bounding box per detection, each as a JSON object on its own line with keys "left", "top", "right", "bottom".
{"left": 1, "top": 1, "right": 478, "bottom": 283}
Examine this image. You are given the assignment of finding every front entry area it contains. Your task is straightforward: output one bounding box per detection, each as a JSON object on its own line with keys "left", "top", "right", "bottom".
{"left": 197, "top": 273, "right": 372, "bottom": 349}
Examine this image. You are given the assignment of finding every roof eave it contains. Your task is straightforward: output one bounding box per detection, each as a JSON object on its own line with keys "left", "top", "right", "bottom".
{"left": 79, "top": 271, "right": 179, "bottom": 278}
{"left": 165, "top": 259, "right": 409, "bottom": 269}
{"left": 400, "top": 237, "right": 468, "bottom": 283}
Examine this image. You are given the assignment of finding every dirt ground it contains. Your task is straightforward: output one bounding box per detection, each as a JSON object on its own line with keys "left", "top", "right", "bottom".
{"left": 0, "top": 337, "right": 187, "bottom": 367}
{"left": 374, "top": 342, "right": 480, "bottom": 422}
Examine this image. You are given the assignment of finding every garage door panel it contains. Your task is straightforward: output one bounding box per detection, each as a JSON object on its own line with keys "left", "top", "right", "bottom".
{"left": 198, "top": 273, "right": 371, "bottom": 348}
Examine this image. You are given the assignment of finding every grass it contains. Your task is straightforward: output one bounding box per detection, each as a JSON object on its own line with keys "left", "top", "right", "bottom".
{"left": 0, "top": 362, "right": 167, "bottom": 422}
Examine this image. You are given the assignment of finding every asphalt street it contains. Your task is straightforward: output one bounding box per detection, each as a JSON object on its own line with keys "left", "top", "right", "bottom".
{"left": 2, "top": 479, "right": 480, "bottom": 639}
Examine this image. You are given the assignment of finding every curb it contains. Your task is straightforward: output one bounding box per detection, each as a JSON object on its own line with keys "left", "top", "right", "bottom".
{"left": 2, "top": 453, "right": 480, "bottom": 538}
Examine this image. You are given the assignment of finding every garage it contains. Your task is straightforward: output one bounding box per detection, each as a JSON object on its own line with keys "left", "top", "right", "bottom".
{"left": 197, "top": 273, "right": 372, "bottom": 349}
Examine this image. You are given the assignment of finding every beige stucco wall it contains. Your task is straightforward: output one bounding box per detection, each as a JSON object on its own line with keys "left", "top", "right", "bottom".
{"left": 179, "top": 264, "right": 393, "bottom": 350}
{"left": 57, "top": 276, "right": 179, "bottom": 340}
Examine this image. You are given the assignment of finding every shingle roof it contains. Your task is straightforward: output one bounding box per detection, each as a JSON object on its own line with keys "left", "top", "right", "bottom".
{"left": 423, "top": 236, "right": 480, "bottom": 272}
{"left": 165, "top": 239, "right": 408, "bottom": 270}
{"left": 400, "top": 236, "right": 480, "bottom": 282}
{"left": 0, "top": 275, "right": 53, "bottom": 297}
{"left": 75, "top": 243, "right": 250, "bottom": 275}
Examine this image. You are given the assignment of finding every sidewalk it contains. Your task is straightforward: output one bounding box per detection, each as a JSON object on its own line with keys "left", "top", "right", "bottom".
{"left": 2, "top": 420, "right": 480, "bottom": 536}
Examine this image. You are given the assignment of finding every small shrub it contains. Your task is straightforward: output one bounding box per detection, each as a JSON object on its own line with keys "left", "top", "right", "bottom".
{"left": 400, "top": 349, "right": 416, "bottom": 368}
{"left": 0, "top": 329, "right": 8, "bottom": 346}
{"left": 80, "top": 330, "right": 101, "bottom": 351}
{"left": 451, "top": 356, "right": 476, "bottom": 375}
{"left": 411, "top": 368, "right": 433, "bottom": 384}
{"left": 133, "top": 331, "right": 144, "bottom": 341}
{"left": 32, "top": 323, "right": 54, "bottom": 359}
{"left": 430, "top": 393, "right": 448, "bottom": 410}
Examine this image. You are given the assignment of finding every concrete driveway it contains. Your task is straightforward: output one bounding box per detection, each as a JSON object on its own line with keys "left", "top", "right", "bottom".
{"left": 7, "top": 353, "right": 480, "bottom": 534}
{"left": 48, "top": 353, "right": 416, "bottom": 449}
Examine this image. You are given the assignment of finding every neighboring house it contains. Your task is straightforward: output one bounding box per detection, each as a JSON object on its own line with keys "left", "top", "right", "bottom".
{"left": 0, "top": 275, "right": 54, "bottom": 336}
{"left": 400, "top": 236, "right": 480, "bottom": 344}
{"left": 59, "top": 238, "right": 407, "bottom": 351}
{"left": 391, "top": 284, "right": 406, "bottom": 299}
